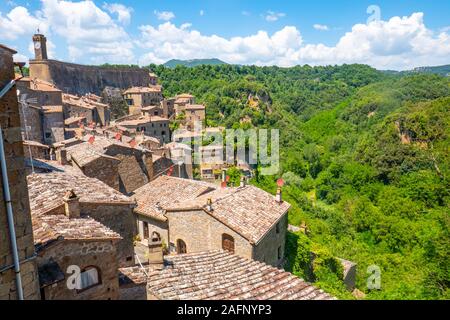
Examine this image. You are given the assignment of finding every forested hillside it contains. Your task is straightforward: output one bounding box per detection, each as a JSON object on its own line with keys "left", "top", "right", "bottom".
{"left": 149, "top": 63, "right": 449, "bottom": 300}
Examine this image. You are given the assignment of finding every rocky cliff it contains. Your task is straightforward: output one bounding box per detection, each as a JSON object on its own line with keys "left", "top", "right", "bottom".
{"left": 29, "top": 59, "right": 151, "bottom": 95}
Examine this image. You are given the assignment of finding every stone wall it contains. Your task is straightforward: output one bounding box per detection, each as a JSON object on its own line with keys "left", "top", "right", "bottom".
{"left": 18, "top": 103, "right": 43, "bottom": 143}
{"left": 78, "top": 157, "right": 120, "bottom": 190}
{"left": 30, "top": 59, "right": 151, "bottom": 96}
{"left": 103, "top": 144, "right": 153, "bottom": 194}
{"left": 119, "top": 283, "right": 146, "bottom": 300}
{"left": 252, "top": 213, "right": 288, "bottom": 267}
{"left": 38, "top": 240, "right": 119, "bottom": 300}
{"left": 136, "top": 215, "right": 169, "bottom": 247}
{"left": 165, "top": 210, "right": 253, "bottom": 259}
{"left": 80, "top": 203, "right": 136, "bottom": 267}
{"left": 0, "top": 45, "right": 40, "bottom": 300}
{"left": 43, "top": 111, "right": 64, "bottom": 144}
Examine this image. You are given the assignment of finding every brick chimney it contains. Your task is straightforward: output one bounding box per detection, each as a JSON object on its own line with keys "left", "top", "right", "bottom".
{"left": 276, "top": 187, "right": 282, "bottom": 203}
{"left": 148, "top": 232, "right": 164, "bottom": 270}
{"left": 56, "top": 147, "right": 68, "bottom": 165}
{"left": 63, "top": 189, "right": 80, "bottom": 219}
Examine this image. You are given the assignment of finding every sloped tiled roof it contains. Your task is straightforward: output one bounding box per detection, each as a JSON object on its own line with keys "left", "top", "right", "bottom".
{"left": 63, "top": 93, "right": 109, "bottom": 110}
{"left": 134, "top": 176, "right": 290, "bottom": 243}
{"left": 123, "top": 86, "right": 162, "bottom": 94}
{"left": 132, "top": 176, "right": 216, "bottom": 221}
{"left": 185, "top": 104, "right": 205, "bottom": 111}
{"left": 33, "top": 214, "right": 121, "bottom": 251}
{"left": 141, "top": 250, "right": 335, "bottom": 300}
{"left": 27, "top": 171, "right": 133, "bottom": 216}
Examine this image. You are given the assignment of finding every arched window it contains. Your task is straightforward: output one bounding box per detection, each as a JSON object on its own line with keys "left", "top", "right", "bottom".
{"left": 78, "top": 266, "right": 101, "bottom": 292}
{"left": 222, "top": 234, "right": 235, "bottom": 254}
{"left": 176, "top": 239, "right": 187, "bottom": 254}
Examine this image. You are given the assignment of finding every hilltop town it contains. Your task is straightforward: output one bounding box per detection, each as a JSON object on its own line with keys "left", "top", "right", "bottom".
{"left": 0, "top": 34, "right": 340, "bottom": 300}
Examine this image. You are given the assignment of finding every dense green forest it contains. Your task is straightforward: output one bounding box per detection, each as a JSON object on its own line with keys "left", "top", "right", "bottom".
{"left": 150, "top": 63, "right": 449, "bottom": 300}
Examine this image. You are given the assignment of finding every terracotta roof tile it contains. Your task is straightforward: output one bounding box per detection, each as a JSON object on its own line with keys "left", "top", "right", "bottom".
{"left": 139, "top": 250, "right": 335, "bottom": 300}
{"left": 33, "top": 214, "right": 121, "bottom": 250}
{"left": 134, "top": 176, "right": 290, "bottom": 243}
{"left": 123, "top": 86, "right": 162, "bottom": 94}
{"left": 132, "top": 176, "right": 216, "bottom": 220}
{"left": 27, "top": 171, "right": 133, "bottom": 216}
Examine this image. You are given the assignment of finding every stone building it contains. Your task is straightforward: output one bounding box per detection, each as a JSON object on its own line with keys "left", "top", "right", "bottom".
{"left": 23, "top": 140, "right": 50, "bottom": 160}
{"left": 132, "top": 176, "right": 290, "bottom": 267}
{"left": 183, "top": 104, "right": 206, "bottom": 130}
{"left": 123, "top": 86, "right": 163, "bottom": 115}
{"left": 63, "top": 93, "right": 110, "bottom": 127}
{"left": 17, "top": 77, "right": 63, "bottom": 106}
{"left": 57, "top": 134, "right": 154, "bottom": 194}
{"left": 16, "top": 77, "right": 65, "bottom": 145}
{"left": 42, "top": 105, "right": 65, "bottom": 144}
{"left": 174, "top": 93, "right": 195, "bottom": 107}
{"left": 118, "top": 250, "right": 334, "bottom": 300}
{"left": 0, "top": 44, "right": 40, "bottom": 300}
{"left": 117, "top": 115, "right": 170, "bottom": 144}
{"left": 33, "top": 211, "right": 121, "bottom": 300}
{"left": 27, "top": 171, "right": 136, "bottom": 267}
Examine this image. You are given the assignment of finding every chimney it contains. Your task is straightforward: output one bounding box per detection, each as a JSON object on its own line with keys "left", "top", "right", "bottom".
{"left": 240, "top": 176, "right": 246, "bottom": 188}
{"left": 63, "top": 189, "right": 80, "bottom": 219}
{"left": 148, "top": 232, "right": 164, "bottom": 270}
{"left": 56, "top": 147, "right": 68, "bottom": 165}
{"left": 276, "top": 187, "right": 282, "bottom": 203}
{"left": 206, "top": 198, "right": 213, "bottom": 211}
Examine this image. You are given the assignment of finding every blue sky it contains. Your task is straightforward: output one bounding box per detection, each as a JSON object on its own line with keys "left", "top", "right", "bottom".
{"left": 1, "top": 0, "right": 449, "bottom": 70}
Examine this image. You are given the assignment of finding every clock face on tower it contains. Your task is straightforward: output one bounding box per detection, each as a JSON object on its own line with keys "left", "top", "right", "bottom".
{"left": 34, "top": 42, "right": 41, "bottom": 50}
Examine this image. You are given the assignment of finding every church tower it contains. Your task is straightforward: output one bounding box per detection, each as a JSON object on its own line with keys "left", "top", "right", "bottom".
{"left": 32, "top": 33, "right": 48, "bottom": 60}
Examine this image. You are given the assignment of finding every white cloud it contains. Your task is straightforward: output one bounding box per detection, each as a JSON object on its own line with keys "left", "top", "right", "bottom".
{"left": 313, "top": 24, "right": 329, "bottom": 31}
{"left": 241, "top": 11, "right": 250, "bottom": 16}
{"left": 199, "top": 10, "right": 204, "bottom": 16}
{"left": 154, "top": 10, "right": 175, "bottom": 21}
{"left": 138, "top": 22, "right": 302, "bottom": 66}
{"left": 0, "top": 6, "right": 48, "bottom": 40}
{"left": 1, "top": 3, "right": 449, "bottom": 71}
{"left": 298, "top": 13, "right": 450, "bottom": 69}
{"left": 0, "top": 0, "right": 135, "bottom": 64}
{"left": 138, "top": 12, "right": 450, "bottom": 70}
{"left": 103, "top": 3, "right": 133, "bottom": 25}
{"left": 265, "top": 11, "right": 285, "bottom": 22}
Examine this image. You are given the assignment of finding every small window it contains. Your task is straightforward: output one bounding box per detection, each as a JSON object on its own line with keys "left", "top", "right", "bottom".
{"left": 45, "top": 132, "right": 52, "bottom": 139}
{"left": 276, "top": 222, "right": 280, "bottom": 234}
{"left": 78, "top": 266, "right": 101, "bottom": 292}
{"left": 277, "top": 246, "right": 282, "bottom": 260}
{"left": 222, "top": 234, "right": 235, "bottom": 254}
{"left": 177, "top": 239, "right": 187, "bottom": 254}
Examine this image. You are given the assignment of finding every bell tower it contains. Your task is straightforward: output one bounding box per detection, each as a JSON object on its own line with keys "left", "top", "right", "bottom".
{"left": 32, "top": 33, "right": 48, "bottom": 60}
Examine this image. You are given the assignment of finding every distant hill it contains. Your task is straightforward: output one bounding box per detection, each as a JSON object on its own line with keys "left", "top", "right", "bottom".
{"left": 163, "top": 58, "right": 228, "bottom": 68}
{"left": 383, "top": 64, "right": 450, "bottom": 76}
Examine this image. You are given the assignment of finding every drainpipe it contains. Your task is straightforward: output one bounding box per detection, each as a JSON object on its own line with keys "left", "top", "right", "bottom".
{"left": 0, "top": 80, "right": 24, "bottom": 300}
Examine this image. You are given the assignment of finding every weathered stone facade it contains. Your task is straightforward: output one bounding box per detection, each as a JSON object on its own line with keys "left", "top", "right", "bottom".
{"left": 37, "top": 240, "right": 119, "bottom": 300}
{"left": 253, "top": 214, "right": 288, "bottom": 266}
{"left": 0, "top": 44, "right": 40, "bottom": 300}
{"left": 166, "top": 210, "right": 253, "bottom": 258}
{"left": 80, "top": 203, "right": 136, "bottom": 267}
{"left": 29, "top": 59, "right": 152, "bottom": 96}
